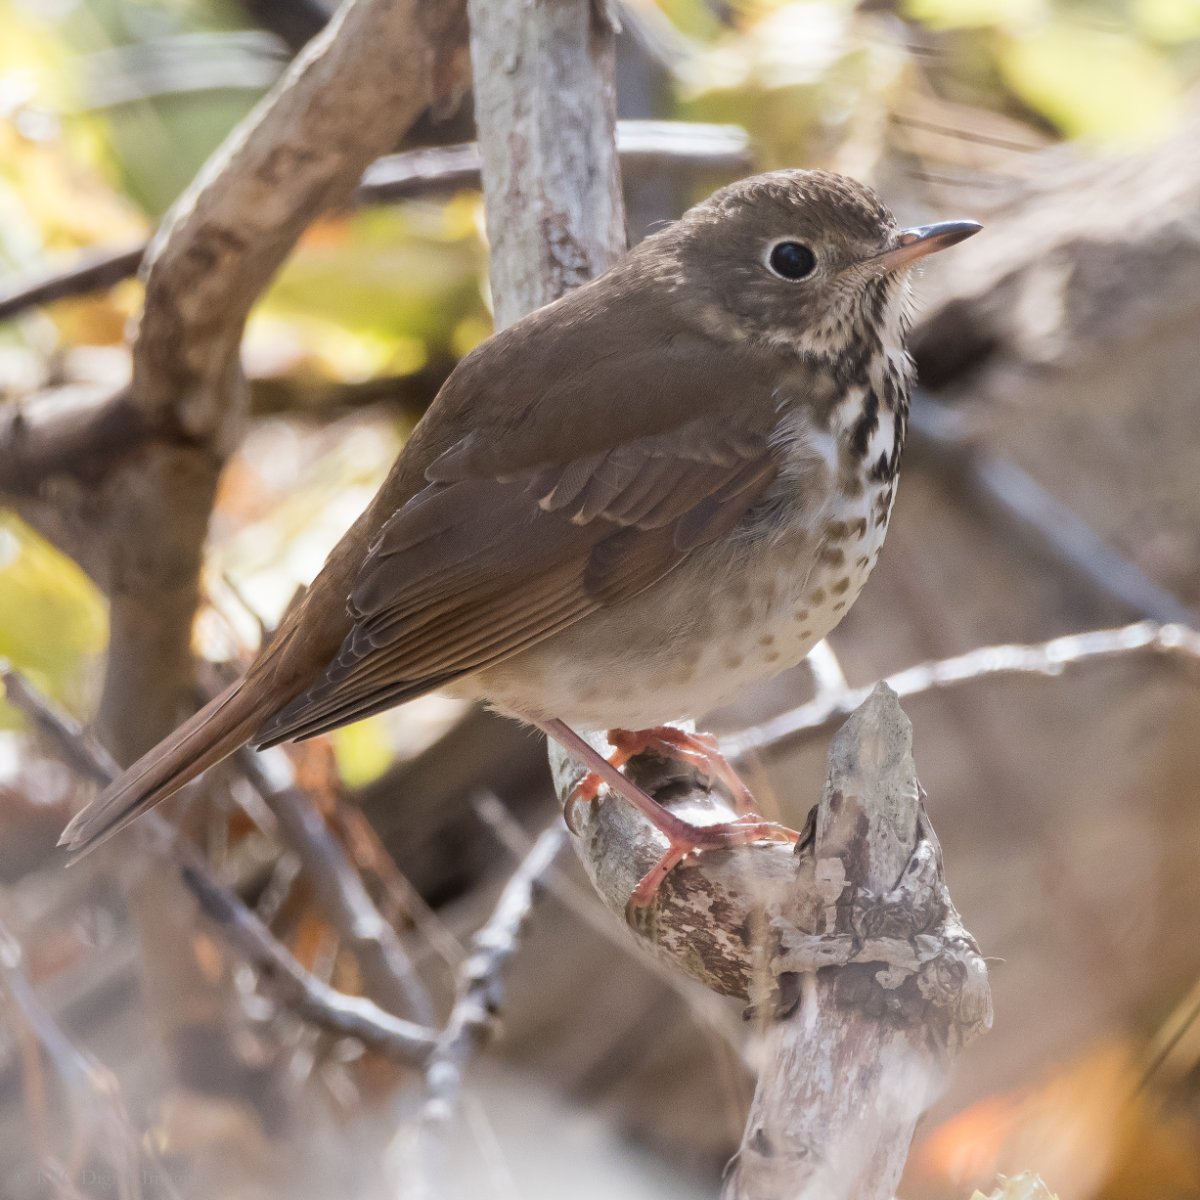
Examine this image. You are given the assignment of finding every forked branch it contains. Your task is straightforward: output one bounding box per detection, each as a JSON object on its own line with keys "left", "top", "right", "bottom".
{"left": 550, "top": 687, "right": 991, "bottom": 1200}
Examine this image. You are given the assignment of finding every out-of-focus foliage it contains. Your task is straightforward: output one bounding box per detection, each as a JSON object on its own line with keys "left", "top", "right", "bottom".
{"left": 250, "top": 197, "right": 488, "bottom": 386}
{"left": 970, "top": 1172, "right": 1060, "bottom": 1200}
{"left": 3, "top": 0, "right": 276, "bottom": 214}
{"left": 902, "top": 0, "right": 1196, "bottom": 145}
{"left": 0, "top": 518, "right": 106, "bottom": 727}
{"left": 675, "top": 3, "right": 909, "bottom": 170}
{"left": 911, "top": 1038, "right": 1200, "bottom": 1200}
{"left": 665, "top": 0, "right": 1199, "bottom": 152}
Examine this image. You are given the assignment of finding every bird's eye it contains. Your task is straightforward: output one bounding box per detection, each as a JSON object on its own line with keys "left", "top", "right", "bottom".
{"left": 767, "top": 241, "right": 817, "bottom": 281}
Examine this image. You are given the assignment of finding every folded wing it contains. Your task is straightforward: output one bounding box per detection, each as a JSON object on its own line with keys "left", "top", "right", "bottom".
{"left": 254, "top": 416, "right": 777, "bottom": 747}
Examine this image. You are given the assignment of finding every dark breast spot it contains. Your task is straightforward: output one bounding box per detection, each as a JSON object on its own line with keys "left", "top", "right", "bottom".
{"left": 849, "top": 389, "right": 880, "bottom": 460}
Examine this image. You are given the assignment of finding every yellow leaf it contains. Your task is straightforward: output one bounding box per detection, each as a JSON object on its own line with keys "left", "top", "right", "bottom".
{"left": 1133, "top": 0, "right": 1200, "bottom": 44}
{"left": 903, "top": 0, "right": 1044, "bottom": 29}
{"left": 998, "top": 22, "right": 1181, "bottom": 146}
{"left": 331, "top": 718, "right": 394, "bottom": 789}
{"left": 0, "top": 516, "right": 107, "bottom": 726}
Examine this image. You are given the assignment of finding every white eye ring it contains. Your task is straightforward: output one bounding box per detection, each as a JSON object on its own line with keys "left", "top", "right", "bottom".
{"left": 766, "top": 240, "right": 817, "bottom": 281}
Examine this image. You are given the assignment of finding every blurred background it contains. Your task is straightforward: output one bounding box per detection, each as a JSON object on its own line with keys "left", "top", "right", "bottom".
{"left": 3, "top": 0, "right": 1200, "bottom": 1196}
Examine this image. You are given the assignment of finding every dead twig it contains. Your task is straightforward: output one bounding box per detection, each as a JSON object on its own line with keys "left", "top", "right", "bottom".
{"left": 728, "top": 620, "right": 1200, "bottom": 759}
{"left": 405, "top": 813, "right": 565, "bottom": 1198}
{"left": 2, "top": 669, "right": 438, "bottom": 1066}
{"left": 0, "top": 915, "right": 175, "bottom": 1200}
{"left": 1, "top": 669, "right": 119, "bottom": 786}
{"left": 238, "top": 747, "right": 436, "bottom": 1025}
{"left": 322, "top": 790, "right": 465, "bottom": 970}
{"left": 0, "top": 245, "right": 146, "bottom": 322}
{"left": 177, "top": 856, "right": 437, "bottom": 1066}
{"left": 0, "top": 121, "right": 747, "bottom": 327}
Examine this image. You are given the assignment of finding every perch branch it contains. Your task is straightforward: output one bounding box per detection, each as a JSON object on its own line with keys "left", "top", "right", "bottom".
{"left": 548, "top": 688, "right": 990, "bottom": 1200}
{"left": 729, "top": 620, "right": 1200, "bottom": 759}
{"left": 722, "top": 689, "right": 989, "bottom": 1200}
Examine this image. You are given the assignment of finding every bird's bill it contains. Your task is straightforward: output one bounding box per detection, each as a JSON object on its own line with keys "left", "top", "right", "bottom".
{"left": 872, "top": 220, "right": 982, "bottom": 271}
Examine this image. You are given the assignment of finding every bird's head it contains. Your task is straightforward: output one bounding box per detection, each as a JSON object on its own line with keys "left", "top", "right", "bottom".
{"left": 655, "top": 169, "right": 979, "bottom": 362}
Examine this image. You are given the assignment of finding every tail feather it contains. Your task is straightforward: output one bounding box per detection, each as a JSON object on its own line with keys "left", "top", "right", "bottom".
{"left": 59, "top": 680, "right": 264, "bottom": 859}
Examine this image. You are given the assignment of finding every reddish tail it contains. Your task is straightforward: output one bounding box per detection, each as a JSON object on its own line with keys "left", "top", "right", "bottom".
{"left": 59, "top": 680, "right": 265, "bottom": 858}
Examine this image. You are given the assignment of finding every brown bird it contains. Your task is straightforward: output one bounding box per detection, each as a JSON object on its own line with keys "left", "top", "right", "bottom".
{"left": 61, "top": 170, "right": 978, "bottom": 906}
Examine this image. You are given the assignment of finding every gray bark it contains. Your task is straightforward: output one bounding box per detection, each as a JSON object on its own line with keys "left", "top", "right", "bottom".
{"left": 467, "top": 0, "right": 626, "bottom": 325}
{"left": 549, "top": 688, "right": 991, "bottom": 1200}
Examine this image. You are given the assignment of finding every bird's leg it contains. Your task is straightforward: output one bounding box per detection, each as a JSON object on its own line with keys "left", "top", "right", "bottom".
{"left": 607, "top": 727, "right": 758, "bottom": 815}
{"left": 537, "top": 718, "right": 797, "bottom": 916}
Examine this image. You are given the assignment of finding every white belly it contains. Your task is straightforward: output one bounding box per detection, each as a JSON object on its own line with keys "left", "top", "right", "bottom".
{"left": 462, "top": 480, "right": 893, "bottom": 730}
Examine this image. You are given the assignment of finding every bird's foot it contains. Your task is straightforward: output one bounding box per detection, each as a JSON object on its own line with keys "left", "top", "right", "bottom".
{"left": 540, "top": 717, "right": 797, "bottom": 923}
{"left": 563, "top": 725, "right": 755, "bottom": 831}
{"left": 625, "top": 813, "right": 798, "bottom": 919}
{"left": 607, "top": 726, "right": 759, "bottom": 816}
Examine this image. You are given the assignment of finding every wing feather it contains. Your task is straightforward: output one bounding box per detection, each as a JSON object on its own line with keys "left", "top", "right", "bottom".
{"left": 252, "top": 305, "right": 807, "bottom": 749}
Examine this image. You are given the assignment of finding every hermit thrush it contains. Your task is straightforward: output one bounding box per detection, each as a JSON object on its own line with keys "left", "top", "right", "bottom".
{"left": 62, "top": 170, "right": 978, "bottom": 905}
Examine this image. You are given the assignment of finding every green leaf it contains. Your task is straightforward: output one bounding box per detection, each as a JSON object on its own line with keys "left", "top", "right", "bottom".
{"left": 250, "top": 203, "right": 488, "bottom": 382}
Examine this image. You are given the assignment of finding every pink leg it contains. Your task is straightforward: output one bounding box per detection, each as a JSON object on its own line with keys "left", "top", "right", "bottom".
{"left": 537, "top": 718, "right": 797, "bottom": 915}
{"left": 607, "top": 726, "right": 758, "bottom": 815}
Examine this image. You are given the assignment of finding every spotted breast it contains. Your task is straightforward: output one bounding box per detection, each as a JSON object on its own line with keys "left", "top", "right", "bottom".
{"left": 461, "top": 307, "right": 913, "bottom": 731}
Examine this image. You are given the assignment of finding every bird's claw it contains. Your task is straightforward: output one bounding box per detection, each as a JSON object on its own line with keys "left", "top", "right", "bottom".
{"left": 624, "top": 815, "right": 800, "bottom": 927}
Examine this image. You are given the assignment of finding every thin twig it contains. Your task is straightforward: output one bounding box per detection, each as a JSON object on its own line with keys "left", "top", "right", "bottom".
{"left": 0, "top": 245, "right": 146, "bottom": 321}
{"left": 238, "top": 747, "right": 436, "bottom": 1025}
{"left": 728, "top": 620, "right": 1200, "bottom": 758}
{"left": 1, "top": 668, "right": 120, "bottom": 785}
{"left": 408, "top": 817, "right": 565, "bottom": 1192}
{"left": 0, "top": 916, "right": 175, "bottom": 1200}
{"left": 0, "top": 121, "right": 748, "bottom": 326}
{"left": 325, "top": 796, "right": 465, "bottom": 969}
{"left": 805, "top": 638, "right": 849, "bottom": 700}
{"left": 177, "top": 856, "right": 436, "bottom": 1065}
{"left": 2, "top": 669, "right": 438, "bottom": 1065}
